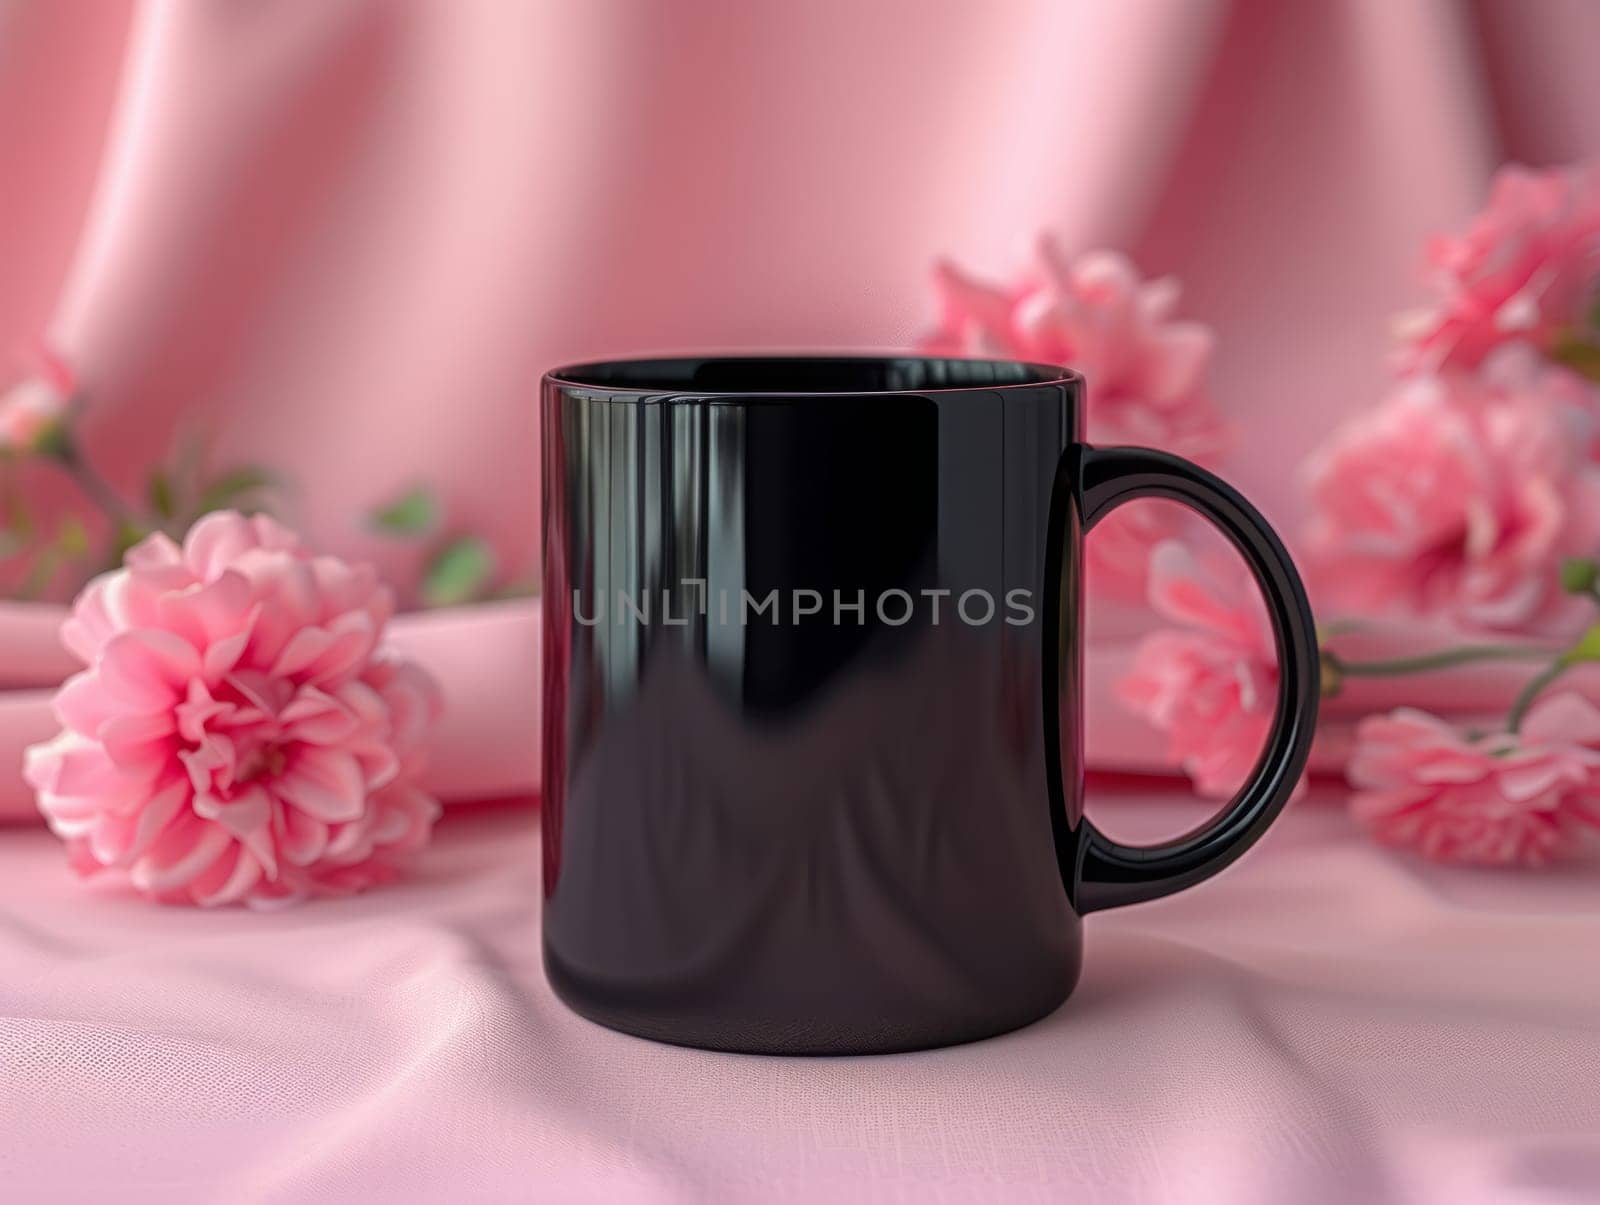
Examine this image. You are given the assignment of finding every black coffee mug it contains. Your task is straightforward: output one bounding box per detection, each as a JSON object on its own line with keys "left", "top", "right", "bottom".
{"left": 541, "top": 355, "right": 1318, "bottom": 1055}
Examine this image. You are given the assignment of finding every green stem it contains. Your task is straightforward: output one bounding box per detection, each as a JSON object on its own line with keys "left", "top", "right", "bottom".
{"left": 15, "top": 545, "right": 61, "bottom": 600}
{"left": 1314, "top": 618, "right": 1368, "bottom": 640}
{"left": 54, "top": 441, "right": 136, "bottom": 529}
{"left": 1324, "top": 644, "right": 1558, "bottom": 678}
{"left": 1506, "top": 658, "right": 1574, "bottom": 734}
{"left": 45, "top": 439, "right": 152, "bottom": 570}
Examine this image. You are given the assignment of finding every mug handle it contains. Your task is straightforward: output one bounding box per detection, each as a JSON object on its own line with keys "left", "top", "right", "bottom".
{"left": 1044, "top": 445, "right": 1321, "bottom": 913}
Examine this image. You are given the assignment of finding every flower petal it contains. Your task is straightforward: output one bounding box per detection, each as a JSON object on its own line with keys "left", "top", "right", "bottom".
{"left": 97, "top": 630, "right": 202, "bottom": 710}
{"left": 98, "top": 711, "right": 178, "bottom": 766}
{"left": 278, "top": 686, "right": 360, "bottom": 745}
{"left": 276, "top": 748, "right": 366, "bottom": 823}
{"left": 129, "top": 815, "right": 233, "bottom": 895}
{"left": 189, "top": 845, "right": 264, "bottom": 907}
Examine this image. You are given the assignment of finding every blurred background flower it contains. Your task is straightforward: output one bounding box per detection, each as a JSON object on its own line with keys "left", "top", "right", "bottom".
{"left": 1399, "top": 162, "right": 1600, "bottom": 374}
{"left": 924, "top": 241, "right": 1228, "bottom": 597}
{"left": 1116, "top": 540, "right": 1287, "bottom": 801}
{"left": 1302, "top": 345, "right": 1600, "bottom": 630}
{"left": 0, "top": 341, "right": 73, "bottom": 455}
{"left": 1108, "top": 158, "right": 1600, "bottom": 866}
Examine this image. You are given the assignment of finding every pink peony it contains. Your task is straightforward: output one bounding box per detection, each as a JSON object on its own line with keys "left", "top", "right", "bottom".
{"left": 0, "top": 341, "right": 74, "bottom": 453}
{"left": 1348, "top": 696, "right": 1600, "bottom": 866}
{"left": 1302, "top": 347, "right": 1600, "bottom": 631}
{"left": 1398, "top": 161, "right": 1600, "bottom": 372}
{"left": 923, "top": 239, "right": 1230, "bottom": 596}
{"left": 1116, "top": 541, "right": 1296, "bottom": 800}
{"left": 24, "top": 511, "right": 442, "bottom": 906}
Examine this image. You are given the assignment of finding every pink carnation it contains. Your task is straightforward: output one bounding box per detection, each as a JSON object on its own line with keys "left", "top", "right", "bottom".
{"left": 1399, "top": 161, "right": 1600, "bottom": 372}
{"left": 0, "top": 341, "right": 74, "bottom": 452}
{"left": 24, "top": 511, "right": 442, "bottom": 907}
{"left": 1116, "top": 541, "right": 1296, "bottom": 800}
{"left": 923, "top": 240, "right": 1229, "bottom": 596}
{"left": 1349, "top": 697, "right": 1600, "bottom": 866}
{"left": 1302, "top": 347, "right": 1600, "bottom": 631}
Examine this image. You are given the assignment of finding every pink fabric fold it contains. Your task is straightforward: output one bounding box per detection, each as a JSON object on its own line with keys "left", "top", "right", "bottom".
{"left": 0, "top": 599, "right": 540, "bottom": 823}
{"left": 0, "top": 602, "right": 82, "bottom": 688}
{"left": 0, "top": 789, "right": 1595, "bottom": 1202}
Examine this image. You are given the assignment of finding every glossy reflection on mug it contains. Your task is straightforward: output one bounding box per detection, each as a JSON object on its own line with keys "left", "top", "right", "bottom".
{"left": 541, "top": 356, "right": 1317, "bottom": 1055}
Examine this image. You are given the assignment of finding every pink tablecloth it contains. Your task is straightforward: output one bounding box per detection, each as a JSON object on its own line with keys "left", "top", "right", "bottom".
{"left": 2, "top": 784, "right": 1597, "bottom": 1203}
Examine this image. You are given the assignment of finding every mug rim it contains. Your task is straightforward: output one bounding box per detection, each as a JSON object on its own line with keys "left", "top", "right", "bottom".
{"left": 544, "top": 353, "right": 1081, "bottom": 398}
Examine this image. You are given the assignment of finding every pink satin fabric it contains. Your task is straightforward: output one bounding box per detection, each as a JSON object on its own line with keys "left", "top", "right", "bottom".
{"left": 1, "top": 787, "right": 1596, "bottom": 1202}
{"left": 3, "top": 0, "right": 1600, "bottom": 817}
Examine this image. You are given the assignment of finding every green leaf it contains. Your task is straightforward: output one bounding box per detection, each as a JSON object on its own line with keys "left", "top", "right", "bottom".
{"left": 0, "top": 468, "right": 33, "bottom": 564}
{"left": 30, "top": 422, "right": 74, "bottom": 461}
{"left": 370, "top": 487, "right": 440, "bottom": 537}
{"left": 1568, "top": 625, "right": 1600, "bottom": 662}
{"left": 195, "top": 466, "right": 276, "bottom": 516}
{"left": 1560, "top": 557, "right": 1600, "bottom": 595}
{"left": 56, "top": 515, "right": 89, "bottom": 558}
{"left": 421, "top": 537, "right": 496, "bottom": 608}
{"left": 1551, "top": 329, "right": 1600, "bottom": 385}
{"left": 147, "top": 469, "right": 176, "bottom": 520}
{"left": 2, "top": 485, "right": 32, "bottom": 541}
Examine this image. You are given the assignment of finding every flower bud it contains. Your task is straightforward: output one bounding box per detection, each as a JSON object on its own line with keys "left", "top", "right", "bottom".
{"left": 0, "top": 344, "right": 74, "bottom": 457}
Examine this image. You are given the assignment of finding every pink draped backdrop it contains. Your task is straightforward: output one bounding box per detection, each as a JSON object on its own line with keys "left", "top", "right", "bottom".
{"left": 1, "top": 0, "right": 1599, "bottom": 817}
{"left": 3, "top": 2, "right": 1600, "bottom": 1200}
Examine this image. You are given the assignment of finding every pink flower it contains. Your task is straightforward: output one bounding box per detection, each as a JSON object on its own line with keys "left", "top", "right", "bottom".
{"left": 1302, "top": 347, "right": 1600, "bottom": 631}
{"left": 0, "top": 342, "right": 74, "bottom": 453}
{"left": 1348, "top": 696, "right": 1600, "bottom": 866}
{"left": 923, "top": 240, "right": 1229, "bottom": 596}
{"left": 1116, "top": 541, "right": 1296, "bottom": 800}
{"left": 1398, "top": 161, "right": 1600, "bottom": 372}
{"left": 23, "top": 511, "right": 443, "bottom": 907}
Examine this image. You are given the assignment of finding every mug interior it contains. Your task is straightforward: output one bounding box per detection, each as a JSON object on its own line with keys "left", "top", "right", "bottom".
{"left": 547, "top": 355, "right": 1071, "bottom": 395}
